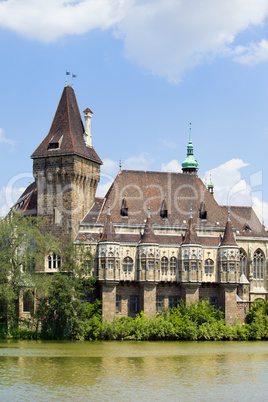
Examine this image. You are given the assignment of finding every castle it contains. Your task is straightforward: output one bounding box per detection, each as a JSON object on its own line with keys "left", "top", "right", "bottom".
{"left": 14, "top": 85, "right": 268, "bottom": 324}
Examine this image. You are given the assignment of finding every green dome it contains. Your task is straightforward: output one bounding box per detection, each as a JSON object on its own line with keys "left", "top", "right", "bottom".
{"left": 182, "top": 124, "right": 198, "bottom": 173}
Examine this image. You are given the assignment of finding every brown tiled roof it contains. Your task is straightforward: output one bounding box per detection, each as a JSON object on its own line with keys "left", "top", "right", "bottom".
{"left": 140, "top": 216, "right": 158, "bottom": 244}
{"left": 220, "top": 205, "right": 268, "bottom": 238}
{"left": 220, "top": 220, "right": 237, "bottom": 247}
{"left": 100, "top": 214, "right": 116, "bottom": 242}
{"left": 31, "top": 86, "right": 102, "bottom": 165}
{"left": 182, "top": 217, "right": 200, "bottom": 245}
{"left": 12, "top": 181, "right": 37, "bottom": 216}
{"left": 82, "top": 170, "right": 227, "bottom": 227}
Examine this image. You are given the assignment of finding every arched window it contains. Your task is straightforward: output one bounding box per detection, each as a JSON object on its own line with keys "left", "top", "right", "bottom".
{"left": 204, "top": 259, "right": 214, "bottom": 274}
{"left": 253, "top": 249, "right": 264, "bottom": 279}
{"left": 170, "top": 257, "right": 177, "bottom": 275}
{"left": 123, "top": 257, "right": 133, "bottom": 272}
{"left": 161, "top": 257, "right": 168, "bottom": 274}
{"left": 239, "top": 249, "right": 247, "bottom": 275}
{"left": 47, "top": 254, "right": 61, "bottom": 269}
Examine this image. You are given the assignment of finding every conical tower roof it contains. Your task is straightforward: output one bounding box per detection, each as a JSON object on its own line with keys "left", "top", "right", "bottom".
{"left": 182, "top": 205, "right": 200, "bottom": 244}
{"left": 221, "top": 208, "right": 237, "bottom": 246}
{"left": 31, "top": 85, "right": 102, "bottom": 164}
{"left": 140, "top": 207, "right": 158, "bottom": 244}
{"left": 182, "top": 123, "right": 198, "bottom": 173}
{"left": 100, "top": 205, "right": 116, "bottom": 242}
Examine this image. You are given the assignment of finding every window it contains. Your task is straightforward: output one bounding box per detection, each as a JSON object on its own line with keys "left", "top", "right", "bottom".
{"left": 240, "top": 249, "right": 247, "bottom": 275}
{"left": 161, "top": 257, "right": 168, "bottom": 274}
{"left": 222, "top": 263, "right": 227, "bottom": 272}
{"left": 210, "top": 297, "right": 218, "bottom": 310}
{"left": 101, "top": 259, "right": 106, "bottom": 270}
{"left": 23, "top": 290, "right": 34, "bottom": 313}
{"left": 191, "top": 262, "right": 197, "bottom": 271}
{"left": 47, "top": 254, "right": 61, "bottom": 269}
{"left": 47, "top": 142, "right": 59, "bottom": 150}
{"left": 169, "top": 296, "right": 178, "bottom": 309}
{"left": 123, "top": 257, "right": 133, "bottom": 273}
{"left": 170, "top": 257, "right": 177, "bottom": 275}
{"left": 148, "top": 260, "right": 154, "bottom": 270}
{"left": 229, "top": 263, "right": 235, "bottom": 272}
{"left": 116, "top": 295, "right": 121, "bottom": 313}
{"left": 108, "top": 260, "right": 114, "bottom": 270}
{"left": 253, "top": 250, "right": 264, "bottom": 279}
{"left": 184, "top": 262, "right": 189, "bottom": 271}
{"left": 156, "top": 296, "right": 164, "bottom": 312}
{"left": 130, "top": 296, "right": 138, "bottom": 313}
{"left": 141, "top": 260, "right": 146, "bottom": 270}
{"left": 204, "top": 259, "right": 214, "bottom": 274}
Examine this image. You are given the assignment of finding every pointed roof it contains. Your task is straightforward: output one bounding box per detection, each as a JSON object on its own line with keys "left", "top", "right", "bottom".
{"left": 140, "top": 209, "right": 158, "bottom": 244}
{"left": 31, "top": 86, "right": 102, "bottom": 164}
{"left": 182, "top": 216, "right": 200, "bottom": 245}
{"left": 99, "top": 206, "right": 116, "bottom": 242}
{"left": 182, "top": 123, "right": 198, "bottom": 173}
{"left": 220, "top": 210, "right": 238, "bottom": 246}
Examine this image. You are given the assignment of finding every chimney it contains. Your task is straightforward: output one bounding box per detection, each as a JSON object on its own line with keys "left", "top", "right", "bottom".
{"left": 83, "top": 108, "right": 93, "bottom": 147}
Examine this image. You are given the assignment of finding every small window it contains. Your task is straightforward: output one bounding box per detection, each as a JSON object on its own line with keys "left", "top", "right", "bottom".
{"left": 123, "top": 257, "right": 133, "bottom": 273}
{"left": 240, "top": 249, "right": 247, "bottom": 275}
{"left": 169, "top": 296, "right": 178, "bottom": 309}
{"left": 101, "top": 259, "right": 106, "bottom": 270}
{"left": 156, "top": 296, "right": 164, "bottom": 312}
{"left": 108, "top": 260, "right": 114, "bottom": 270}
{"left": 130, "top": 296, "right": 138, "bottom": 313}
{"left": 191, "top": 262, "right": 197, "bottom": 271}
{"left": 184, "top": 262, "right": 189, "bottom": 271}
{"left": 48, "top": 255, "right": 52, "bottom": 269}
{"left": 210, "top": 297, "right": 218, "bottom": 310}
{"left": 148, "top": 261, "right": 154, "bottom": 270}
{"left": 229, "top": 263, "right": 235, "bottom": 272}
{"left": 222, "top": 263, "right": 227, "bottom": 272}
{"left": 170, "top": 257, "right": 177, "bottom": 275}
{"left": 48, "top": 254, "right": 61, "bottom": 269}
{"left": 47, "top": 142, "right": 59, "bottom": 150}
{"left": 116, "top": 295, "right": 121, "bottom": 313}
{"left": 161, "top": 257, "right": 168, "bottom": 274}
{"left": 253, "top": 250, "right": 264, "bottom": 279}
{"left": 204, "top": 259, "right": 214, "bottom": 274}
{"left": 141, "top": 260, "right": 146, "bottom": 271}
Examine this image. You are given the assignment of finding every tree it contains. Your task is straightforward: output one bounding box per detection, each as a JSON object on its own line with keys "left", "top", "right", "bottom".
{"left": 0, "top": 212, "right": 59, "bottom": 328}
{"left": 35, "top": 241, "right": 100, "bottom": 340}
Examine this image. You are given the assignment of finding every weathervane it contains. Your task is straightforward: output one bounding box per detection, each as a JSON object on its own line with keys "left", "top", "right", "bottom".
{"left": 72, "top": 73, "right": 77, "bottom": 88}
{"left": 65, "top": 71, "right": 70, "bottom": 86}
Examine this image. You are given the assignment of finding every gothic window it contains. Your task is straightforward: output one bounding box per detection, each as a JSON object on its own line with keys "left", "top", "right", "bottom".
{"left": 222, "top": 263, "right": 227, "bottom": 272}
{"left": 123, "top": 257, "right": 133, "bottom": 272}
{"left": 204, "top": 259, "right": 214, "bottom": 274}
{"left": 161, "top": 257, "right": 168, "bottom": 274}
{"left": 191, "top": 262, "right": 197, "bottom": 271}
{"left": 170, "top": 257, "right": 177, "bottom": 275}
{"left": 229, "top": 263, "right": 235, "bottom": 272}
{"left": 156, "top": 296, "right": 164, "bottom": 312}
{"left": 101, "top": 259, "right": 106, "bottom": 270}
{"left": 48, "top": 255, "right": 52, "bottom": 269}
{"left": 130, "top": 296, "right": 138, "bottom": 313}
{"left": 141, "top": 260, "right": 146, "bottom": 270}
{"left": 169, "top": 296, "right": 178, "bottom": 309}
{"left": 239, "top": 249, "right": 247, "bottom": 275}
{"left": 47, "top": 254, "right": 61, "bottom": 269}
{"left": 184, "top": 262, "right": 189, "bottom": 271}
{"left": 253, "top": 250, "right": 264, "bottom": 279}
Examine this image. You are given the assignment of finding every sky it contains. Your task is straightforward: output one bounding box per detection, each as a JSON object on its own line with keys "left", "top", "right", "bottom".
{"left": 1, "top": 0, "right": 268, "bottom": 226}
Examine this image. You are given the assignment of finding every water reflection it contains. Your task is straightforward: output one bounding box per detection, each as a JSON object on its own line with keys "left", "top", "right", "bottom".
{"left": 0, "top": 341, "right": 268, "bottom": 401}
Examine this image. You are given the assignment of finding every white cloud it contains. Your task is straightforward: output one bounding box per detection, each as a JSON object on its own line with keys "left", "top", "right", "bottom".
{"left": 0, "top": 128, "right": 15, "bottom": 146}
{"left": 233, "top": 39, "right": 268, "bottom": 65}
{"left": 161, "top": 159, "right": 182, "bottom": 173}
{"left": 158, "top": 138, "right": 178, "bottom": 149}
{"left": 1, "top": 1, "right": 268, "bottom": 80}
{"left": 123, "top": 152, "right": 153, "bottom": 170}
{"left": 0, "top": 186, "right": 25, "bottom": 217}
{"left": 101, "top": 158, "right": 118, "bottom": 176}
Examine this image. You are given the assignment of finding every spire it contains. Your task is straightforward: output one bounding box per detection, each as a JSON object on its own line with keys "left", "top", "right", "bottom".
{"left": 208, "top": 172, "right": 214, "bottom": 194}
{"left": 100, "top": 203, "right": 116, "bottom": 242}
{"left": 221, "top": 209, "right": 237, "bottom": 247}
{"left": 140, "top": 207, "right": 158, "bottom": 244}
{"left": 182, "top": 123, "right": 198, "bottom": 174}
{"left": 182, "top": 207, "right": 200, "bottom": 245}
{"left": 31, "top": 86, "right": 102, "bottom": 165}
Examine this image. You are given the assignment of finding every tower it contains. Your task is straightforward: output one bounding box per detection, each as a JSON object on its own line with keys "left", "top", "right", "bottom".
{"left": 31, "top": 85, "right": 102, "bottom": 240}
{"left": 182, "top": 123, "right": 198, "bottom": 174}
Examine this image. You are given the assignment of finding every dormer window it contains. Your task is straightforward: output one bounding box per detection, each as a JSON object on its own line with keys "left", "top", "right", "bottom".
{"left": 199, "top": 201, "right": 207, "bottom": 220}
{"left": 160, "top": 199, "right": 168, "bottom": 219}
{"left": 47, "top": 135, "right": 63, "bottom": 150}
{"left": 120, "top": 197, "right": 128, "bottom": 217}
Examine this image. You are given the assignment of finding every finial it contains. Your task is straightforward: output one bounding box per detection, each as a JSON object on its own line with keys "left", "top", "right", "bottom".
{"left": 148, "top": 203, "right": 151, "bottom": 219}
{"left": 65, "top": 70, "right": 70, "bottom": 86}
{"left": 190, "top": 203, "right": 193, "bottom": 219}
{"left": 119, "top": 160, "right": 122, "bottom": 171}
{"left": 72, "top": 73, "right": 77, "bottom": 88}
{"left": 107, "top": 201, "right": 111, "bottom": 216}
{"left": 227, "top": 205, "right": 230, "bottom": 222}
{"left": 189, "top": 122, "right": 192, "bottom": 143}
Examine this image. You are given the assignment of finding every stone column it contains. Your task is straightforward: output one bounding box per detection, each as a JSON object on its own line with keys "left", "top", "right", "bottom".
{"left": 181, "top": 283, "right": 200, "bottom": 304}
{"left": 142, "top": 283, "right": 157, "bottom": 318}
{"left": 101, "top": 282, "right": 118, "bottom": 321}
{"left": 220, "top": 284, "right": 237, "bottom": 325}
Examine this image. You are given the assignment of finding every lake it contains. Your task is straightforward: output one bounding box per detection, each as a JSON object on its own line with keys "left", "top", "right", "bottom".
{"left": 0, "top": 340, "right": 268, "bottom": 401}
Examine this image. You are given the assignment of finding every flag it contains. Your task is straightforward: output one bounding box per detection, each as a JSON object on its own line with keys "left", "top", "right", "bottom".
{"left": 72, "top": 74, "right": 77, "bottom": 78}
{"left": 66, "top": 71, "right": 70, "bottom": 75}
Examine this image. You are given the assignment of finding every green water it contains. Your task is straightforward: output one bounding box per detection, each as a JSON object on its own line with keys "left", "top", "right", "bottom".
{"left": 0, "top": 340, "right": 268, "bottom": 401}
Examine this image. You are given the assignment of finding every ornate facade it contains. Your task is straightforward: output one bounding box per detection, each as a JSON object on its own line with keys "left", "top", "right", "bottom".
{"left": 14, "top": 86, "right": 268, "bottom": 324}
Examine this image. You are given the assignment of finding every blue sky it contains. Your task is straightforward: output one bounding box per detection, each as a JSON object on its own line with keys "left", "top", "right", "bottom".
{"left": 1, "top": 0, "right": 268, "bottom": 226}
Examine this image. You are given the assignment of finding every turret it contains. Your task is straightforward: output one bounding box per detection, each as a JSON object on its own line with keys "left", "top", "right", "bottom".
{"left": 182, "top": 123, "right": 198, "bottom": 174}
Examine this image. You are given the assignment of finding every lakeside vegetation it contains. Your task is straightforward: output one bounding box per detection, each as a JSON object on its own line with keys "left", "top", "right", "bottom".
{"left": 1, "top": 213, "right": 268, "bottom": 342}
